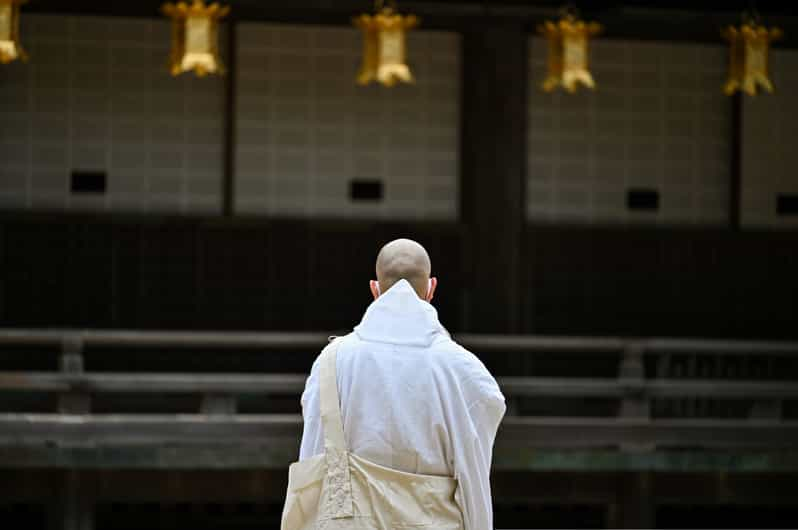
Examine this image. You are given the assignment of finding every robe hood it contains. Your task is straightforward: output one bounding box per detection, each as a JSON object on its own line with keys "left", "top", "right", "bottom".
{"left": 353, "top": 279, "right": 448, "bottom": 347}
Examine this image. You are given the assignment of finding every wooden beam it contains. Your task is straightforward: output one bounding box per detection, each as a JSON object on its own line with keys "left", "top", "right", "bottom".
{"left": 460, "top": 23, "right": 527, "bottom": 333}
{"left": 456, "top": 334, "right": 626, "bottom": 353}
{"left": 4, "top": 373, "right": 797, "bottom": 400}
{"left": 0, "top": 414, "right": 796, "bottom": 449}
{"left": 221, "top": 19, "right": 237, "bottom": 217}
{"left": 645, "top": 380, "right": 798, "bottom": 399}
{"left": 1, "top": 445, "right": 798, "bottom": 473}
{"left": 2, "top": 370, "right": 798, "bottom": 421}
{"left": 20, "top": 1, "right": 798, "bottom": 47}
{"left": 0, "top": 414, "right": 303, "bottom": 445}
{"left": 493, "top": 450, "right": 798, "bottom": 473}
{"left": 498, "top": 417, "right": 798, "bottom": 449}
{"left": 730, "top": 92, "right": 743, "bottom": 230}
{"left": 641, "top": 337, "right": 798, "bottom": 356}
{"left": 0, "top": 373, "right": 307, "bottom": 394}
{"left": 1, "top": 329, "right": 797, "bottom": 358}
{"left": 0, "top": 330, "right": 332, "bottom": 348}
{"left": 1, "top": 329, "right": 795, "bottom": 355}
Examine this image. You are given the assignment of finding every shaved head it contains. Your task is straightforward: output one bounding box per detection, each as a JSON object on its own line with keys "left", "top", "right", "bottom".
{"left": 375, "top": 239, "right": 431, "bottom": 299}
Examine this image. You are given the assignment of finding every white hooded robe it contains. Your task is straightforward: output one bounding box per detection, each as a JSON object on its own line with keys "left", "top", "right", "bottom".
{"left": 299, "top": 279, "right": 506, "bottom": 530}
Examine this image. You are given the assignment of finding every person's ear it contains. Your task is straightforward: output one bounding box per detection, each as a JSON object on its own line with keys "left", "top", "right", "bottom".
{"left": 369, "top": 280, "right": 380, "bottom": 300}
{"left": 426, "top": 277, "right": 438, "bottom": 302}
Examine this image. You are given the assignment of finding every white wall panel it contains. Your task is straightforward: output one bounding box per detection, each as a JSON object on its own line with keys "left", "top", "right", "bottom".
{"left": 0, "top": 14, "right": 224, "bottom": 214}
{"left": 741, "top": 49, "right": 798, "bottom": 229}
{"left": 234, "top": 23, "right": 460, "bottom": 220}
{"left": 526, "top": 37, "right": 731, "bottom": 225}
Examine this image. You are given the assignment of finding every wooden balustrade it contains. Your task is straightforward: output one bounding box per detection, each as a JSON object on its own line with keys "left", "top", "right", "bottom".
{"left": 0, "top": 328, "right": 797, "bottom": 471}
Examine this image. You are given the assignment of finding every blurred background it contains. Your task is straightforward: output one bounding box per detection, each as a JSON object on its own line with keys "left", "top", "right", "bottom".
{"left": 0, "top": 0, "right": 797, "bottom": 528}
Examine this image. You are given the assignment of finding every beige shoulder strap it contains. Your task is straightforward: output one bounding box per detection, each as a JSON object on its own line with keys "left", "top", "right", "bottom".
{"left": 319, "top": 338, "right": 347, "bottom": 453}
{"left": 318, "top": 337, "right": 354, "bottom": 519}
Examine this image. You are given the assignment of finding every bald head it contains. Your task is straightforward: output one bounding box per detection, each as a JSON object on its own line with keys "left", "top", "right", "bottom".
{"left": 375, "top": 239, "right": 431, "bottom": 299}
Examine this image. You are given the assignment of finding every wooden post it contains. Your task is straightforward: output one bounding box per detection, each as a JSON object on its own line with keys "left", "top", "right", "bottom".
{"left": 619, "top": 344, "right": 652, "bottom": 451}
{"left": 59, "top": 336, "right": 90, "bottom": 415}
{"left": 619, "top": 344, "right": 650, "bottom": 419}
{"left": 617, "top": 472, "right": 654, "bottom": 529}
{"left": 729, "top": 92, "right": 742, "bottom": 230}
{"left": 460, "top": 22, "right": 527, "bottom": 333}
{"left": 49, "top": 471, "right": 94, "bottom": 530}
{"left": 222, "top": 18, "right": 238, "bottom": 217}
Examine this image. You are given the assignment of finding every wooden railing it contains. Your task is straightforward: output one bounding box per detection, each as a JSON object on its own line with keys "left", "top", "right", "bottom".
{"left": 0, "top": 329, "right": 797, "bottom": 471}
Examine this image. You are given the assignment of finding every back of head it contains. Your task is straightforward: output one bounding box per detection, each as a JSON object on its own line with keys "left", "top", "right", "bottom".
{"left": 376, "top": 239, "right": 431, "bottom": 299}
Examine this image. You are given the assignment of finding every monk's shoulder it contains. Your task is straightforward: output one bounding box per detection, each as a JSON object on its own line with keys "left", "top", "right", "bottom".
{"left": 429, "top": 339, "right": 502, "bottom": 398}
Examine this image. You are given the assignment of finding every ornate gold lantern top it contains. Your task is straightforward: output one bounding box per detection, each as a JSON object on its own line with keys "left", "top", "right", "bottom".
{"left": 538, "top": 7, "right": 602, "bottom": 93}
{"left": 354, "top": 0, "right": 420, "bottom": 87}
{"left": 162, "top": 0, "right": 230, "bottom": 77}
{"left": 0, "top": 0, "right": 28, "bottom": 65}
{"left": 722, "top": 11, "right": 782, "bottom": 96}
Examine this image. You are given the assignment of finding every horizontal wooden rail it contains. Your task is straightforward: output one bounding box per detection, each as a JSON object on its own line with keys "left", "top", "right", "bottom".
{"left": 1, "top": 329, "right": 796, "bottom": 356}
{"left": 501, "top": 377, "right": 798, "bottom": 399}
{"left": 2, "top": 373, "right": 797, "bottom": 400}
{"left": 498, "top": 417, "right": 798, "bottom": 449}
{"left": 3, "top": 444, "right": 798, "bottom": 473}
{"left": 0, "top": 328, "right": 796, "bottom": 472}
{"left": 456, "top": 334, "right": 627, "bottom": 353}
{"left": 0, "top": 414, "right": 796, "bottom": 450}
{"left": 0, "top": 330, "right": 332, "bottom": 349}
{"left": 0, "top": 373, "right": 308, "bottom": 394}
{"left": 645, "top": 380, "right": 798, "bottom": 399}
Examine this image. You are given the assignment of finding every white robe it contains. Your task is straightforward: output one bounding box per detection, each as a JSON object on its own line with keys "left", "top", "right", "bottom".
{"left": 299, "top": 279, "right": 506, "bottom": 530}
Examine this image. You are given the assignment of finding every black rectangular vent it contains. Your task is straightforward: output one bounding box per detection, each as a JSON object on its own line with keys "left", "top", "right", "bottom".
{"left": 777, "top": 194, "right": 798, "bottom": 216}
{"left": 627, "top": 188, "right": 659, "bottom": 211}
{"left": 350, "top": 179, "right": 383, "bottom": 201}
{"left": 71, "top": 170, "right": 107, "bottom": 194}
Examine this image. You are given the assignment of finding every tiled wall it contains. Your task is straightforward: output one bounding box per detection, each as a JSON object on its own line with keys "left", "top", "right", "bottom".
{"left": 3, "top": 16, "right": 793, "bottom": 229}
{"left": 234, "top": 23, "right": 460, "bottom": 219}
{"left": 0, "top": 15, "right": 225, "bottom": 213}
{"left": 741, "top": 49, "right": 798, "bottom": 230}
{"left": 526, "top": 38, "right": 731, "bottom": 225}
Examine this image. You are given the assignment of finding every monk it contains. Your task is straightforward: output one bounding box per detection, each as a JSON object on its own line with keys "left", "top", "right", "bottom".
{"left": 282, "top": 238, "right": 505, "bottom": 529}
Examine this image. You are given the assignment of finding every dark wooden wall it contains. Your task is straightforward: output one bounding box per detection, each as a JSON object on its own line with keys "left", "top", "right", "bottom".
{"left": 1, "top": 213, "right": 796, "bottom": 339}
{"left": 523, "top": 225, "right": 798, "bottom": 339}
{"left": 0, "top": 214, "right": 464, "bottom": 333}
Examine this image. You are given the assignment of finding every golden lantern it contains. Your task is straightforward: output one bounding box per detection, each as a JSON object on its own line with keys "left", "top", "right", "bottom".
{"left": 0, "top": 0, "right": 27, "bottom": 64}
{"left": 161, "top": 0, "right": 229, "bottom": 77}
{"left": 722, "top": 13, "right": 782, "bottom": 96}
{"left": 538, "top": 8, "right": 602, "bottom": 93}
{"left": 354, "top": 0, "right": 419, "bottom": 87}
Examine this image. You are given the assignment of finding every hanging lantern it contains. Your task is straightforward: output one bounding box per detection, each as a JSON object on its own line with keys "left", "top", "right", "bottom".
{"left": 161, "top": 0, "right": 229, "bottom": 77}
{"left": 538, "top": 7, "right": 601, "bottom": 93}
{"left": 354, "top": 0, "right": 419, "bottom": 87}
{"left": 0, "top": 0, "right": 27, "bottom": 64}
{"left": 722, "top": 12, "right": 782, "bottom": 96}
